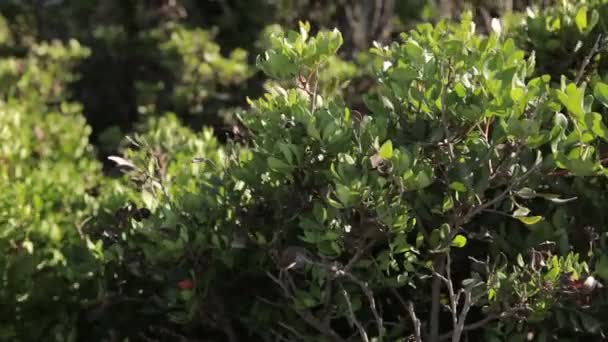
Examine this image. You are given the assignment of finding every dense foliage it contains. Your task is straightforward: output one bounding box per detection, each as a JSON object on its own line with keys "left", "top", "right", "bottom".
{"left": 0, "top": 38, "right": 103, "bottom": 340}
{"left": 4, "top": 1, "right": 608, "bottom": 341}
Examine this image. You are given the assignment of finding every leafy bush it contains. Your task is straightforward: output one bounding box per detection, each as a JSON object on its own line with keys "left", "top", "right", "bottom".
{"left": 137, "top": 23, "right": 251, "bottom": 117}
{"left": 0, "top": 40, "right": 104, "bottom": 341}
{"left": 506, "top": 0, "right": 608, "bottom": 82}
{"left": 0, "top": 38, "right": 89, "bottom": 104}
{"left": 93, "top": 17, "right": 608, "bottom": 341}
{"left": 83, "top": 113, "right": 236, "bottom": 339}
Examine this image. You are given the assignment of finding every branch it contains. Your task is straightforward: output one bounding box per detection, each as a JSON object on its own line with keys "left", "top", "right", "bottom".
{"left": 270, "top": 329, "right": 292, "bottom": 342}
{"left": 459, "top": 161, "right": 541, "bottom": 227}
{"left": 429, "top": 254, "right": 445, "bottom": 341}
{"left": 432, "top": 253, "right": 487, "bottom": 342}
{"left": 344, "top": 239, "right": 375, "bottom": 272}
{"left": 438, "top": 309, "right": 520, "bottom": 341}
{"left": 267, "top": 272, "right": 346, "bottom": 342}
{"left": 311, "top": 69, "right": 319, "bottom": 113}
{"left": 278, "top": 321, "right": 307, "bottom": 341}
{"left": 575, "top": 34, "right": 603, "bottom": 85}
{"left": 478, "top": 7, "right": 493, "bottom": 34}
{"left": 440, "top": 61, "right": 455, "bottom": 161}
{"left": 388, "top": 287, "right": 422, "bottom": 340}
{"left": 407, "top": 301, "right": 422, "bottom": 342}
{"left": 341, "top": 285, "right": 369, "bottom": 342}
{"left": 452, "top": 290, "right": 472, "bottom": 342}
{"left": 209, "top": 291, "right": 239, "bottom": 342}
{"left": 342, "top": 273, "right": 385, "bottom": 341}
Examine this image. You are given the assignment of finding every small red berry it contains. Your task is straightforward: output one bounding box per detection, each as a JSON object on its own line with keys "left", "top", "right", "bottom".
{"left": 177, "top": 279, "right": 194, "bottom": 290}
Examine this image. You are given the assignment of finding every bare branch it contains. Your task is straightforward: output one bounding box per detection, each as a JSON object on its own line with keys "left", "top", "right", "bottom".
{"left": 341, "top": 285, "right": 369, "bottom": 342}
{"left": 406, "top": 301, "right": 422, "bottom": 342}
{"left": 344, "top": 239, "right": 375, "bottom": 273}
{"left": 575, "top": 34, "right": 603, "bottom": 85}
{"left": 429, "top": 254, "right": 445, "bottom": 341}
{"left": 438, "top": 309, "right": 522, "bottom": 341}
{"left": 278, "top": 321, "right": 307, "bottom": 341}
{"left": 460, "top": 161, "right": 541, "bottom": 227}
{"left": 209, "top": 291, "right": 239, "bottom": 342}
{"left": 341, "top": 273, "right": 385, "bottom": 341}
{"left": 270, "top": 329, "right": 291, "bottom": 342}
{"left": 267, "top": 272, "right": 346, "bottom": 342}
{"left": 452, "top": 289, "right": 473, "bottom": 342}
{"left": 440, "top": 61, "right": 455, "bottom": 161}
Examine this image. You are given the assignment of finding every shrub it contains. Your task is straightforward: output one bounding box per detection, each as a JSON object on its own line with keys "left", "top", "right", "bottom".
{"left": 98, "top": 17, "right": 608, "bottom": 341}
{"left": 84, "top": 113, "right": 235, "bottom": 339}
{"left": 137, "top": 23, "right": 251, "bottom": 117}
{"left": 506, "top": 0, "right": 608, "bottom": 82}
{"left": 0, "top": 40, "right": 103, "bottom": 341}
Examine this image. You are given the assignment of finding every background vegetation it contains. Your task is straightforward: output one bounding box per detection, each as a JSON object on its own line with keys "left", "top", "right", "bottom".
{"left": 3, "top": 0, "right": 608, "bottom": 341}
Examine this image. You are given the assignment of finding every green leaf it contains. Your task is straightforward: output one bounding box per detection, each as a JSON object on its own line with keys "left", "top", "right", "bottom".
{"left": 516, "top": 187, "right": 536, "bottom": 199}
{"left": 413, "top": 169, "right": 433, "bottom": 190}
{"left": 403, "top": 40, "right": 425, "bottom": 65}
{"left": 379, "top": 140, "right": 393, "bottom": 159}
{"left": 563, "top": 157, "right": 597, "bottom": 176}
{"left": 390, "top": 67, "right": 417, "bottom": 82}
{"left": 451, "top": 235, "right": 467, "bottom": 248}
{"left": 267, "top": 156, "right": 291, "bottom": 171}
{"left": 510, "top": 87, "right": 525, "bottom": 103}
{"left": 595, "top": 255, "right": 608, "bottom": 282}
{"left": 442, "top": 196, "right": 454, "bottom": 212}
{"left": 278, "top": 143, "right": 294, "bottom": 165}
{"left": 488, "top": 288, "right": 496, "bottom": 301}
{"left": 415, "top": 233, "right": 424, "bottom": 248}
{"left": 536, "top": 193, "right": 578, "bottom": 203}
{"left": 544, "top": 265, "right": 560, "bottom": 281}
{"left": 515, "top": 215, "right": 543, "bottom": 225}
{"left": 584, "top": 112, "right": 608, "bottom": 141}
{"left": 575, "top": 7, "right": 588, "bottom": 32}
{"left": 593, "top": 82, "right": 608, "bottom": 108}
{"left": 142, "top": 190, "right": 158, "bottom": 211}
{"left": 517, "top": 254, "right": 525, "bottom": 268}
{"left": 449, "top": 181, "right": 467, "bottom": 192}
{"left": 557, "top": 83, "right": 585, "bottom": 118}
{"left": 513, "top": 207, "right": 530, "bottom": 217}
{"left": 335, "top": 183, "right": 353, "bottom": 207}
{"left": 257, "top": 51, "right": 297, "bottom": 79}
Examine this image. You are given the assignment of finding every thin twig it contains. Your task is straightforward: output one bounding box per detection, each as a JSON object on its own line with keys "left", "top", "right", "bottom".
{"left": 267, "top": 272, "right": 346, "bottom": 342}
{"left": 575, "top": 34, "right": 603, "bottom": 85}
{"left": 429, "top": 254, "right": 445, "bottom": 342}
{"left": 478, "top": 7, "right": 493, "bottom": 34}
{"left": 270, "top": 329, "right": 291, "bottom": 342}
{"left": 407, "top": 301, "right": 422, "bottom": 342}
{"left": 433, "top": 253, "right": 486, "bottom": 342}
{"left": 440, "top": 61, "right": 455, "bottom": 161}
{"left": 481, "top": 208, "right": 513, "bottom": 218}
{"left": 341, "top": 285, "right": 369, "bottom": 342}
{"left": 345, "top": 239, "right": 375, "bottom": 272}
{"left": 452, "top": 290, "right": 472, "bottom": 342}
{"left": 209, "top": 291, "right": 239, "bottom": 342}
{"left": 311, "top": 69, "right": 319, "bottom": 113}
{"left": 342, "top": 273, "right": 385, "bottom": 341}
{"left": 278, "top": 321, "right": 307, "bottom": 341}
{"left": 459, "top": 162, "right": 541, "bottom": 227}
{"left": 438, "top": 309, "right": 521, "bottom": 341}
{"left": 321, "top": 279, "right": 335, "bottom": 325}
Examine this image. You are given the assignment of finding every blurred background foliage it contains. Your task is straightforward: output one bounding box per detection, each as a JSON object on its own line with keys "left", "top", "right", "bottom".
{"left": 0, "top": 0, "right": 547, "bottom": 154}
